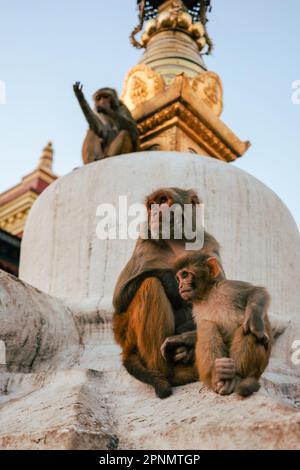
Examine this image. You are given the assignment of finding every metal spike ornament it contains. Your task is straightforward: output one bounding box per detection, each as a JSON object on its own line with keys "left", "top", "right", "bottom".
{"left": 131, "top": 0, "right": 213, "bottom": 55}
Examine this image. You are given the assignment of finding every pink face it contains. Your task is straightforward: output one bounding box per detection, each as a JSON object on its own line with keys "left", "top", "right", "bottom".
{"left": 176, "top": 269, "right": 195, "bottom": 301}
{"left": 146, "top": 191, "right": 174, "bottom": 234}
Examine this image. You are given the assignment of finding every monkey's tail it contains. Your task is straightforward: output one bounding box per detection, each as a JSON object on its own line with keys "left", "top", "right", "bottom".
{"left": 124, "top": 353, "right": 172, "bottom": 399}
{"left": 236, "top": 377, "right": 260, "bottom": 397}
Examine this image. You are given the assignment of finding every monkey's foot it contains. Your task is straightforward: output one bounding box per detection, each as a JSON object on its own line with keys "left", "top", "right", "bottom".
{"left": 154, "top": 378, "right": 172, "bottom": 399}
{"left": 215, "top": 378, "right": 238, "bottom": 396}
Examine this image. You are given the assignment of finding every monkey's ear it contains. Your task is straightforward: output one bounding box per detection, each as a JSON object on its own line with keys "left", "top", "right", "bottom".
{"left": 207, "top": 257, "right": 221, "bottom": 278}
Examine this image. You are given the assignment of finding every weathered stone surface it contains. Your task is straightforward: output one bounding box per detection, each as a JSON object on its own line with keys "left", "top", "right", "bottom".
{"left": 1, "top": 367, "right": 300, "bottom": 450}
{"left": 0, "top": 271, "right": 80, "bottom": 373}
{"left": 0, "top": 369, "right": 118, "bottom": 450}
{"left": 0, "top": 271, "right": 300, "bottom": 450}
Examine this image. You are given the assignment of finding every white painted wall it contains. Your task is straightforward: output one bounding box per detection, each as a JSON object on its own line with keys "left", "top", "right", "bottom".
{"left": 20, "top": 152, "right": 300, "bottom": 317}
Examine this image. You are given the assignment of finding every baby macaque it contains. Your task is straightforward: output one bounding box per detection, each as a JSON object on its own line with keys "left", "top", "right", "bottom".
{"left": 175, "top": 253, "right": 272, "bottom": 397}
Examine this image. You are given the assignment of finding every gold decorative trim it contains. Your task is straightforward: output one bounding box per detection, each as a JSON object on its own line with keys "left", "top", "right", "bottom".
{"left": 0, "top": 141, "right": 57, "bottom": 237}
{"left": 0, "top": 190, "right": 38, "bottom": 236}
{"left": 190, "top": 72, "right": 224, "bottom": 117}
{"left": 137, "top": 102, "right": 237, "bottom": 161}
{"left": 22, "top": 169, "right": 57, "bottom": 186}
{"left": 121, "top": 64, "right": 166, "bottom": 111}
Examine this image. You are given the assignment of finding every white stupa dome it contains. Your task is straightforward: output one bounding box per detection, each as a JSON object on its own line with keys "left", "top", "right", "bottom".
{"left": 20, "top": 152, "right": 300, "bottom": 320}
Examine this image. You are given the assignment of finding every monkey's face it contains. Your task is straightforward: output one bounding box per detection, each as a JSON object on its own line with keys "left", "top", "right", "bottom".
{"left": 176, "top": 268, "right": 197, "bottom": 301}
{"left": 146, "top": 189, "right": 175, "bottom": 239}
{"left": 93, "top": 88, "right": 119, "bottom": 114}
{"left": 145, "top": 188, "right": 200, "bottom": 241}
{"left": 175, "top": 253, "right": 221, "bottom": 302}
{"left": 95, "top": 93, "right": 112, "bottom": 113}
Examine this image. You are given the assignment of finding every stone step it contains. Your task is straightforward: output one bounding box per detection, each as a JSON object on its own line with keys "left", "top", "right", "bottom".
{"left": 1, "top": 368, "right": 300, "bottom": 450}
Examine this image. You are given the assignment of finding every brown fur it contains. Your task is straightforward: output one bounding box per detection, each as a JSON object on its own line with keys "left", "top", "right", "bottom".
{"left": 113, "top": 188, "right": 221, "bottom": 398}
{"left": 175, "top": 253, "right": 272, "bottom": 397}
{"left": 113, "top": 277, "right": 198, "bottom": 398}
{"left": 73, "top": 82, "right": 139, "bottom": 163}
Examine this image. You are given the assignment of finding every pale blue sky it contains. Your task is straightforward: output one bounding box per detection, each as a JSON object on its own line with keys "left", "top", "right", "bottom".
{"left": 0, "top": 0, "right": 299, "bottom": 228}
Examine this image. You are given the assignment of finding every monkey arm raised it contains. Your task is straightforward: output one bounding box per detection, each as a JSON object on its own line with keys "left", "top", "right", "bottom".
{"left": 73, "top": 82, "right": 106, "bottom": 138}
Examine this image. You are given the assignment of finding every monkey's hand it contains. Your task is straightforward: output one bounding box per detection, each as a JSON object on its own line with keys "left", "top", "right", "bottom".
{"left": 243, "top": 314, "right": 270, "bottom": 348}
{"left": 161, "top": 334, "right": 195, "bottom": 364}
{"left": 174, "top": 345, "right": 195, "bottom": 364}
{"left": 73, "top": 81, "right": 84, "bottom": 98}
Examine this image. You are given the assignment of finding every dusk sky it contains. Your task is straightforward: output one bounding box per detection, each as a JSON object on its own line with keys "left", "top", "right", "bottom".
{"left": 0, "top": 0, "right": 299, "bottom": 228}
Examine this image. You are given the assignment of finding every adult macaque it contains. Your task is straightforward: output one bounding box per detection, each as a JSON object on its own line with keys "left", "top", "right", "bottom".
{"left": 113, "top": 187, "right": 266, "bottom": 398}
{"left": 73, "top": 82, "right": 139, "bottom": 164}
{"left": 175, "top": 252, "right": 272, "bottom": 397}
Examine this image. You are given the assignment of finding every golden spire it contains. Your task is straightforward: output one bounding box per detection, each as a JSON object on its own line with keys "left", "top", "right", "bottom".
{"left": 38, "top": 141, "right": 54, "bottom": 172}
{"left": 122, "top": 0, "right": 250, "bottom": 162}
{"left": 134, "top": 1, "right": 210, "bottom": 83}
{"left": 132, "top": 1, "right": 213, "bottom": 55}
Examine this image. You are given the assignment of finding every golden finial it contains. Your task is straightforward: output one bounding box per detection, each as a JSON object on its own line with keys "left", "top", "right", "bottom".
{"left": 38, "top": 141, "right": 54, "bottom": 171}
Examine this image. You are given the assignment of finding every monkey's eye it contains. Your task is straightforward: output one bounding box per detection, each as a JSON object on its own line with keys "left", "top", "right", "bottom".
{"left": 96, "top": 95, "right": 101, "bottom": 101}
{"left": 158, "top": 195, "right": 168, "bottom": 205}
{"left": 181, "top": 271, "right": 189, "bottom": 279}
